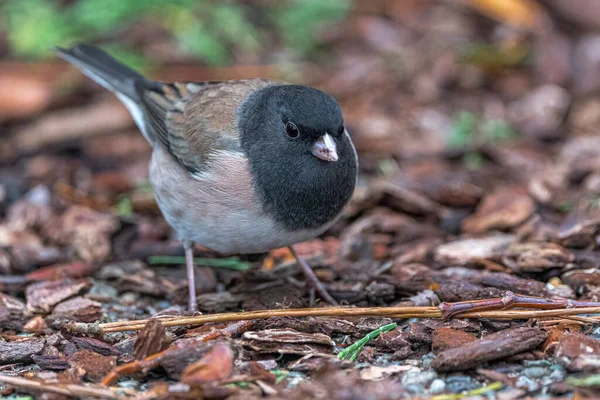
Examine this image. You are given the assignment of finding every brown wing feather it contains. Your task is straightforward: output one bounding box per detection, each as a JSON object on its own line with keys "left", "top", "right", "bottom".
{"left": 140, "top": 79, "right": 277, "bottom": 172}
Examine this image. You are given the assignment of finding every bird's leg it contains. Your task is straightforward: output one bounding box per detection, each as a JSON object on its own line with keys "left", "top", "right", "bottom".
{"left": 288, "top": 245, "right": 338, "bottom": 306}
{"left": 183, "top": 240, "right": 197, "bottom": 312}
{"left": 308, "top": 288, "right": 316, "bottom": 308}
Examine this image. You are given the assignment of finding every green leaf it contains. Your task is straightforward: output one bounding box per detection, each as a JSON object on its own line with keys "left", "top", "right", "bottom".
{"left": 557, "top": 200, "right": 575, "bottom": 213}
{"left": 462, "top": 151, "right": 484, "bottom": 170}
{"left": 270, "top": 369, "right": 290, "bottom": 384}
{"left": 175, "top": 23, "right": 230, "bottom": 65}
{"left": 211, "top": 4, "right": 260, "bottom": 51}
{"left": 481, "top": 118, "right": 516, "bottom": 142}
{"left": 448, "top": 111, "right": 477, "bottom": 148}
{"left": 273, "top": 0, "right": 351, "bottom": 54}
{"left": 2, "top": 0, "right": 78, "bottom": 58}
{"left": 70, "top": 0, "right": 144, "bottom": 31}
{"left": 115, "top": 195, "right": 134, "bottom": 218}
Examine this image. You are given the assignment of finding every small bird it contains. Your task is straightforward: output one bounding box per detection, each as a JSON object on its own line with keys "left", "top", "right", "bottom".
{"left": 54, "top": 44, "right": 358, "bottom": 311}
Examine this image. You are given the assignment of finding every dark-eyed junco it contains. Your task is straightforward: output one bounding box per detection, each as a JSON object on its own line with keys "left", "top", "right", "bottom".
{"left": 54, "top": 44, "right": 358, "bottom": 311}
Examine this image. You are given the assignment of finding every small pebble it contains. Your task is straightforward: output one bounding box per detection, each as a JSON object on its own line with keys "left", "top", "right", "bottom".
{"left": 117, "top": 379, "right": 140, "bottom": 389}
{"left": 87, "top": 282, "right": 118, "bottom": 302}
{"left": 402, "top": 369, "right": 437, "bottom": 386}
{"left": 405, "top": 383, "right": 425, "bottom": 394}
{"left": 445, "top": 375, "right": 479, "bottom": 394}
{"left": 285, "top": 371, "right": 307, "bottom": 389}
{"left": 429, "top": 379, "right": 446, "bottom": 394}
{"left": 120, "top": 292, "right": 139, "bottom": 306}
{"left": 549, "top": 367, "right": 565, "bottom": 381}
{"left": 421, "top": 352, "right": 435, "bottom": 369}
{"left": 523, "top": 366, "right": 549, "bottom": 379}
{"left": 157, "top": 300, "right": 171, "bottom": 309}
{"left": 523, "top": 359, "right": 552, "bottom": 367}
{"left": 516, "top": 375, "right": 540, "bottom": 392}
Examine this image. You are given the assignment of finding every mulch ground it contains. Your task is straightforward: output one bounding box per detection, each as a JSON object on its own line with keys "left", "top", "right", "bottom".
{"left": 1, "top": 1, "right": 600, "bottom": 399}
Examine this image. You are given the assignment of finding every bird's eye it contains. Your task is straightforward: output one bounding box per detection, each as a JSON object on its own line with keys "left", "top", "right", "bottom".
{"left": 285, "top": 122, "right": 300, "bottom": 138}
{"left": 338, "top": 124, "right": 345, "bottom": 136}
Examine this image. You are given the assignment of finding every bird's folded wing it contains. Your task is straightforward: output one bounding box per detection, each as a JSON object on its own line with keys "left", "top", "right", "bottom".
{"left": 139, "top": 79, "right": 276, "bottom": 173}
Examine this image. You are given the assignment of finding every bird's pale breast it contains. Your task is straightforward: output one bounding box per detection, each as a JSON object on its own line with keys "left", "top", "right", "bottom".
{"left": 149, "top": 145, "right": 336, "bottom": 254}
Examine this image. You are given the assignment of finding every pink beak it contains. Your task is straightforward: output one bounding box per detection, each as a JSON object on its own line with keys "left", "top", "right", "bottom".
{"left": 312, "top": 133, "right": 338, "bottom": 162}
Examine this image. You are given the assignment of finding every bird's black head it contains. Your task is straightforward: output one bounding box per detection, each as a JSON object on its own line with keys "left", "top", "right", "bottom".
{"left": 239, "top": 84, "right": 358, "bottom": 231}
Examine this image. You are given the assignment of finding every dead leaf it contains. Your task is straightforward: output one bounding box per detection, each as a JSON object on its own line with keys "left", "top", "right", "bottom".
{"left": 461, "top": 0, "right": 546, "bottom": 30}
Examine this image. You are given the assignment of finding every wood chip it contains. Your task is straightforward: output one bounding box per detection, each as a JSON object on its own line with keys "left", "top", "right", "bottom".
{"left": 242, "top": 329, "right": 335, "bottom": 347}
{"left": 0, "top": 338, "right": 45, "bottom": 364}
{"left": 432, "top": 327, "right": 478, "bottom": 354}
{"left": 134, "top": 319, "right": 172, "bottom": 360}
{"left": 68, "top": 350, "right": 117, "bottom": 382}
{"left": 503, "top": 242, "right": 575, "bottom": 272}
{"left": 50, "top": 296, "right": 102, "bottom": 322}
{"left": 434, "top": 234, "right": 515, "bottom": 266}
{"left": 26, "top": 278, "right": 90, "bottom": 313}
{"left": 70, "top": 336, "right": 120, "bottom": 356}
{"left": 181, "top": 342, "right": 233, "bottom": 386}
{"left": 431, "top": 327, "right": 547, "bottom": 372}
{"left": 0, "top": 292, "right": 27, "bottom": 331}
{"left": 555, "top": 332, "right": 600, "bottom": 372}
{"left": 462, "top": 187, "right": 536, "bottom": 233}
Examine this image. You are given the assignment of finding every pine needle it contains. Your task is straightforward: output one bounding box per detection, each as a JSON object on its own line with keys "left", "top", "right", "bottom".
{"left": 337, "top": 322, "right": 397, "bottom": 361}
{"left": 148, "top": 255, "right": 251, "bottom": 271}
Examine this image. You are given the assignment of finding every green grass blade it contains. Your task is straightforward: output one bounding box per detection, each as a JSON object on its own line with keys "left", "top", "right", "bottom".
{"left": 337, "top": 322, "right": 397, "bottom": 361}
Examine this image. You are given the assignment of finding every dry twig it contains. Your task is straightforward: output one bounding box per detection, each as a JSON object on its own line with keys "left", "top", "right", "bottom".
{"left": 0, "top": 374, "right": 128, "bottom": 399}
{"left": 65, "top": 301, "right": 600, "bottom": 334}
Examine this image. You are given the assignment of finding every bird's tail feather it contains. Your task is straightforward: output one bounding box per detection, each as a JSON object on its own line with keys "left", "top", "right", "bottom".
{"left": 54, "top": 44, "right": 149, "bottom": 100}
{"left": 54, "top": 44, "right": 157, "bottom": 143}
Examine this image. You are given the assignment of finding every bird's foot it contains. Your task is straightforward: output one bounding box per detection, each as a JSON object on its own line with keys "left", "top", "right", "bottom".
{"left": 289, "top": 245, "right": 338, "bottom": 306}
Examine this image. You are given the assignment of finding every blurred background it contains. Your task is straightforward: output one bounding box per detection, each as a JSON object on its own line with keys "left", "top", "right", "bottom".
{"left": 4, "top": 2, "right": 600, "bottom": 397}
{"left": 0, "top": 0, "right": 599, "bottom": 263}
